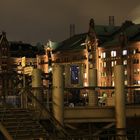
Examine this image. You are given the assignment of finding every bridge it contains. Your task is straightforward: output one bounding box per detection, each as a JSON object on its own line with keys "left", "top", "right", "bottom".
{"left": 64, "top": 105, "right": 140, "bottom": 123}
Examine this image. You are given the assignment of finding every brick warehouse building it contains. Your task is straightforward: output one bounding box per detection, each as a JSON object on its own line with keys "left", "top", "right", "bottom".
{"left": 0, "top": 19, "right": 140, "bottom": 139}
{"left": 0, "top": 32, "right": 45, "bottom": 98}
{"left": 43, "top": 19, "right": 140, "bottom": 105}
{"left": 0, "top": 19, "right": 140, "bottom": 105}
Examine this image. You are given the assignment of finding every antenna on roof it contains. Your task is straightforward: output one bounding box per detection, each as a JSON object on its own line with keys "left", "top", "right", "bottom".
{"left": 70, "top": 24, "right": 75, "bottom": 37}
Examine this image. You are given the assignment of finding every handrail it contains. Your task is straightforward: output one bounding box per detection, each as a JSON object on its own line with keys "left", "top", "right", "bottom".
{"left": 0, "top": 122, "right": 14, "bottom": 140}
{"left": 0, "top": 87, "right": 68, "bottom": 138}
{"left": 0, "top": 97, "right": 14, "bottom": 140}
{"left": 22, "top": 87, "right": 69, "bottom": 138}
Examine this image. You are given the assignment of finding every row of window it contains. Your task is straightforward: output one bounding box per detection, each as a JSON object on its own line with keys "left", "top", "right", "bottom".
{"left": 101, "top": 49, "right": 139, "bottom": 59}
{"left": 101, "top": 59, "right": 139, "bottom": 68}
{"left": 0, "top": 47, "right": 8, "bottom": 57}
{"left": 55, "top": 55, "right": 87, "bottom": 63}
{"left": 0, "top": 66, "right": 7, "bottom": 70}
{"left": 101, "top": 68, "right": 140, "bottom": 77}
{"left": 133, "top": 80, "right": 140, "bottom": 85}
{"left": 134, "top": 69, "right": 140, "bottom": 74}
{"left": 133, "top": 59, "right": 139, "bottom": 64}
{"left": 17, "top": 62, "right": 36, "bottom": 66}
{"left": 101, "top": 80, "right": 140, "bottom": 86}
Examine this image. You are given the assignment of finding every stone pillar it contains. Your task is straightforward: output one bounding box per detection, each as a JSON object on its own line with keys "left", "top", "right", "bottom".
{"left": 114, "top": 65, "right": 126, "bottom": 139}
{"left": 88, "top": 64, "right": 98, "bottom": 106}
{"left": 52, "top": 64, "right": 64, "bottom": 125}
{"left": 32, "top": 69, "right": 43, "bottom": 109}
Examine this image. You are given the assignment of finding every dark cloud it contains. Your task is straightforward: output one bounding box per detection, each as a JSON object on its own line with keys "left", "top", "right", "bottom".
{"left": 0, "top": 0, "right": 140, "bottom": 44}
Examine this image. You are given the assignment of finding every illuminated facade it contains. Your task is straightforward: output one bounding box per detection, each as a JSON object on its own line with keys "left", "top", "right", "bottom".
{"left": 0, "top": 20, "right": 140, "bottom": 104}
{"left": 0, "top": 34, "right": 44, "bottom": 96}
{"left": 44, "top": 20, "right": 140, "bottom": 104}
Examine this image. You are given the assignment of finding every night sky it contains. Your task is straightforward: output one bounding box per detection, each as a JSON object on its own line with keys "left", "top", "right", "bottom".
{"left": 0, "top": 0, "right": 140, "bottom": 44}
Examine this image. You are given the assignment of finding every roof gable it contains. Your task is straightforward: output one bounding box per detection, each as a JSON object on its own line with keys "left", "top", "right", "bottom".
{"left": 51, "top": 21, "right": 140, "bottom": 51}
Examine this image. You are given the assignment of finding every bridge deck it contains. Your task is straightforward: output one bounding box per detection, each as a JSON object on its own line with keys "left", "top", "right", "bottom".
{"left": 64, "top": 105, "right": 140, "bottom": 123}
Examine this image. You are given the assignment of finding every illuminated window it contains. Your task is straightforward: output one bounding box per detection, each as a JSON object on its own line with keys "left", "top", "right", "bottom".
{"left": 101, "top": 72, "right": 107, "bottom": 77}
{"left": 101, "top": 81, "right": 107, "bottom": 86}
{"left": 103, "top": 62, "right": 106, "bottom": 67}
{"left": 123, "top": 60, "right": 127, "bottom": 65}
{"left": 122, "top": 50, "right": 127, "bottom": 55}
{"left": 48, "top": 67, "right": 52, "bottom": 73}
{"left": 111, "top": 61, "right": 116, "bottom": 67}
{"left": 133, "top": 80, "right": 140, "bottom": 85}
{"left": 124, "top": 69, "right": 127, "bottom": 75}
{"left": 101, "top": 72, "right": 103, "bottom": 77}
{"left": 84, "top": 73, "right": 87, "bottom": 78}
{"left": 124, "top": 80, "right": 127, "bottom": 85}
{"left": 133, "top": 50, "right": 136, "bottom": 54}
{"left": 88, "top": 53, "right": 93, "bottom": 60}
{"left": 101, "top": 52, "right": 106, "bottom": 58}
{"left": 87, "top": 45, "right": 92, "bottom": 51}
{"left": 133, "top": 49, "right": 138, "bottom": 54}
{"left": 112, "top": 81, "right": 115, "bottom": 86}
{"left": 111, "top": 51, "right": 116, "bottom": 57}
{"left": 70, "top": 65, "right": 79, "bottom": 84}
{"left": 112, "top": 72, "right": 114, "bottom": 77}
{"left": 138, "top": 69, "right": 140, "bottom": 74}
{"left": 104, "top": 82, "right": 107, "bottom": 86}
{"left": 134, "top": 69, "right": 136, "bottom": 74}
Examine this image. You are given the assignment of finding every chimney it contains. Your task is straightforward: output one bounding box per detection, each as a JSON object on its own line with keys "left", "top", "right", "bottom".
{"left": 70, "top": 24, "right": 75, "bottom": 37}
{"left": 109, "top": 16, "right": 115, "bottom": 26}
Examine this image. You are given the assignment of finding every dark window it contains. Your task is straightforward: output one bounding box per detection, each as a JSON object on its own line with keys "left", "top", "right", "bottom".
{"left": 133, "top": 59, "right": 139, "bottom": 64}
{"left": 71, "top": 65, "right": 79, "bottom": 84}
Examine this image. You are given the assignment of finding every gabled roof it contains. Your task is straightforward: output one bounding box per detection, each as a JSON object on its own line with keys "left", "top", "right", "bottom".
{"left": 53, "top": 25, "right": 119, "bottom": 52}
{"left": 53, "top": 33, "right": 87, "bottom": 52}
{"left": 102, "top": 24, "right": 140, "bottom": 47}
{"left": 52, "top": 20, "right": 140, "bottom": 51}
{"left": 94, "top": 25, "right": 119, "bottom": 36}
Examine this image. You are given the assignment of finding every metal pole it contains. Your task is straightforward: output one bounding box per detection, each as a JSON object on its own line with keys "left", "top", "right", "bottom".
{"left": 88, "top": 64, "right": 98, "bottom": 106}
{"left": 114, "top": 65, "right": 126, "bottom": 140}
{"left": 0, "top": 122, "right": 14, "bottom": 140}
{"left": 52, "top": 64, "right": 64, "bottom": 125}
